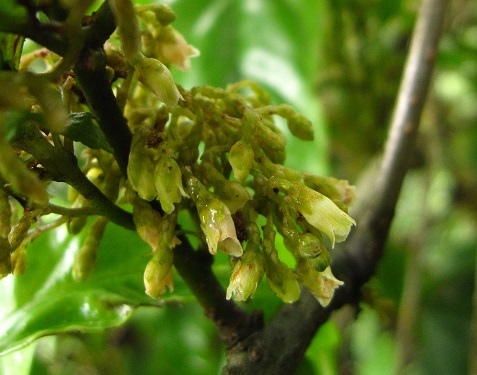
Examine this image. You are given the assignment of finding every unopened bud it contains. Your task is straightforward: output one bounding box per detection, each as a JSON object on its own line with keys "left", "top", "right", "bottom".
{"left": 0, "top": 137, "right": 48, "bottom": 205}
{"left": 229, "top": 140, "right": 254, "bottom": 182}
{"left": 0, "top": 189, "right": 11, "bottom": 238}
{"left": 287, "top": 182, "right": 356, "bottom": 248}
{"left": 298, "top": 263, "right": 343, "bottom": 307}
{"left": 128, "top": 126, "right": 158, "bottom": 201}
{"left": 9, "top": 212, "right": 34, "bottom": 251}
{"left": 154, "top": 156, "right": 188, "bottom": 214}
{"left": 72, "top": 217, "right": 108, "bottom": 281}
{"left": 226, "top": 245, "right": 265, "bottom": 301}
{"left": 132, "top": 196, "right": 163, "bottom": 250}
{"left": 186, "top": 172, "right": 243, "bottom": 257}
{"left": 144, "top": 248, "right": 174, "bottom": 298}
{"left": 133, "top": 55, "right": 183, "bottom": 106}
{"left": 0, "top": 237, "right": 12, "bottom": 279}
{"left": 264, "top": 249, "right": 300, "bottom": 303}
{"left": 11, "top": 244, "right": 26, "bottom": 275}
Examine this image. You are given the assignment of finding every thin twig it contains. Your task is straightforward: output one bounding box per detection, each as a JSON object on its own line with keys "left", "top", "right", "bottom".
{"left": 222, "top": 0, "right": 449, "bottom": 372}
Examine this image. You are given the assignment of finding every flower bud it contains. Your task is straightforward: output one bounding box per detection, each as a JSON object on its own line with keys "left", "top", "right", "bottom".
{"left": 229, "top": 140, "right": 254, "bottom": 182}
{"left": 186, "top": 173, "right": 243, "bottom": 257}
{"left": 226, "top": 245, "right": 265, "bottom": 301}
{"left": 271, "top": 104, "right": 314, "bottom": 141}
{"left": 144, "top": 248, "right": 174, "bottom": 298}
{"left": 287, "top": 182, "right": 356, "bottom": 248}
{"left": 157, "top": 27, "right": 199, "bottom": 71}
{"left": 303, "top": 175, "right": 356, "bottom": 207}
{"left": 0, "top": 236, "right": 12, "bottom": 279}
{"left": 0, "top": 189, "right": 11, "bottom": 239}
{"left": 11, "top": 244, "right": 26, "bottom": 275}
{"left": 285, "top": 231, "right": 326, "bottom": 260}
{"left": 286, "top": 113, "right": 314, "bottom": 141}
{"left": 154, "top": 156, "right": 188, "bottom": 214}
{"left": 72, "top": 217, "right": 108, "bottom": 281}
{"left": 67, "top": 215, "right": 88, "bottom": 235}
{"left": 0, "top": 135, "right": 48, "bottom": 205}
{"left": 132, "top": 196, "right": 163, "bottom": 251}
{"left": 109, "top": 0, "right": 141, "bottom": 59}
{"left": 128, "top": 125, "right": 158, "bottom": 201}
{"left": 133, "top": 55, "right": 183, "bottom": 106}
{"left": 298, "top": 263, "right": 343, "bottom": 307}
{"left": 8, "top": 211, "right": 35, "bottom": 251}
{"left": 254, "top": 121, "right": 286, "bottom": 153}
{"left": 264, "top": 249, "right": 300, "bottom": 303}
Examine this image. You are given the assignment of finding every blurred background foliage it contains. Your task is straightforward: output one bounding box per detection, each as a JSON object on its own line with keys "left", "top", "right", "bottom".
{"left": 1, "top": 0, "right": 477, "bottom": 374}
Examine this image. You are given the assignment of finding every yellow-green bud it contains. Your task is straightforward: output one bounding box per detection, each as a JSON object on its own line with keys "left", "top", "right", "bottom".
{"left": 286, "top": 113, "right": 314, "bottom": 141}
{"left": 264, "top": 249, "right": 300, "bottom": 303}
{"left": 128, "top": 126, "right": 158, "bottom": 201}
{"left": 67, "top": 215, "right": 88, "bottom": 235}
{"left": 0, "top": 236, "right": 12, "bottom": 279}
{"left": 226, "top": 245, "right": 265, "bottom": 301}
{"left": 8, "top": 212, "right": 34, "bottom": 251}
{"left": 109, "top": 0, "right": 141, "bottom": 59}
{"left": 287, "top": 182, "right": 356, "bottom": 248}
{"left": 144, "top": 248, "right": 174, "bottom": 298}
{"left": 186, "top": 173, "right": 243, "bottom": 257}
{"left": 11, "top": 244, "right": 26, "bottom": 275}
{"left": 133, "top": 55, "right": 183, "bottom": 106}
{"left": 229, "top": 140, "right": 254, "bottom": 182}
{"left": 0, "top": 189, "right": 11, "bottom": 239}
{"left": 303, "top": 175, "right": 356, "bottom": 207}
{"left": 132, "top": 196, "right": 163, "bottom": 251}
{"left": 0, "top": 136, "right": 48, "bottom": 205}
{"left": 156, "top": 27, "right": 199, "bottom": 71}
{"left": 72, "top": 217, "right": 108, "bottom": 282}
{"left": 297, "top": 263, "right": 343, "bottom": 307}
{"left": 154, "top": 156, "right": 188, "bottom": 214}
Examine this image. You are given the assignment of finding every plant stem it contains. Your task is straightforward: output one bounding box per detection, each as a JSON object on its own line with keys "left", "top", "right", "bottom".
{"left": 173, "top": 237, "right": 262, "bottom": 347}
{"left": 14, "top": 122, "right": 134, "bottom": 230}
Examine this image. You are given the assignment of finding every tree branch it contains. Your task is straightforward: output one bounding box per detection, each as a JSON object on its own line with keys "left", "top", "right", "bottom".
{"left": 173, "top": 237, "right": 263, "bottom": 347}
{"left": 222, "top": 0, "right": 449, "bottom": 372}
{"left": 13, "top": 122, "right": 135, "bottom": 230}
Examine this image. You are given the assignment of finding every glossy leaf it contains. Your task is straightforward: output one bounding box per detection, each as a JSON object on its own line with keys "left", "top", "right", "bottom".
{"left": 0, "top": 221, "right": 191, "bottom": 355}
{"left": 64, "top": 112, "right": 114, "bottom": 153}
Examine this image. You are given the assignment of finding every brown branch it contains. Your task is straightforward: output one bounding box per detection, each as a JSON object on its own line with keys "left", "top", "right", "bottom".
{"left": 173, "top": 237, "right": 263, "bottom": 347}
{"left": 222, "top": 0, "right": 449, "bottom": 372}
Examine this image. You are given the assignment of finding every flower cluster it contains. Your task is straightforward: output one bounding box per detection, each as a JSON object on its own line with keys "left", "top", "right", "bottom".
{"left": 0, "top": 2, "right": 356, "bottom": 307}
{"left": 108, "top": 4, "right": 356, "bottom": 305}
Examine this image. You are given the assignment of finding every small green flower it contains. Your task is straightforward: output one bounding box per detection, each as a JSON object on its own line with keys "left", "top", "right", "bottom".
{"left": 298, "top": 262, "right": 343, "bottom": 307}
{"left": 132, "top": 195, "right": 163, "bottom": 250}
{"left": 144, "top": 249, "right": 174, "bottom": 298}
{"left": 226, "top": 245, "right": 265, "bottom": 301}
{"left": 0, "top": 237, "right": 12, "bottom": 279}
{"left": 133, "top": 55, "right": 183, "bottom": 106}
{"left": 287, "top": 182, "right": 356, "bottom": 248}
{"left": 154, "top": 156, "right": 188, "bottom": 214}
{"left": 262, "top": 218, "right": 300, "bottom": 303}
{"left": 128, "top": 125, "right": 158, "bottom": 201}
{"left": 186, "top": 173, "right": 243, "bottom": 257}
{"left": 73, "top": 217, "right": 108, "bottom": 282}
{"left": 229, "top": 140, "right": 254, "bottom": 182}
{"left": 0, "top": 133, "right": 48, "bottom": 205}
{"left": 264, "top": 249, "right": 300, "bottom": 303}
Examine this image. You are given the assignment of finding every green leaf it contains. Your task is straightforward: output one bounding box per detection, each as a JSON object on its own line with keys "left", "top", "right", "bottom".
{"left": 63, "top": 112, "right": 114, "bottom": 153}
{"left": 0, "top": 2, "right": 28, "bottom": 34}
{"left": 0, "top": 221, "right": 191, "bottom": 355}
